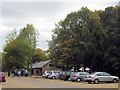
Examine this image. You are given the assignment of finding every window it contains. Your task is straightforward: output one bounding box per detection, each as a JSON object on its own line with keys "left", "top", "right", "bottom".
{"left": 96, "top": 73, "right": 103, "bottom": 76}
{"left": 103, "top": 73, "right": 110, "bottom": 76}
{"left": 79, "top": 73, "right": 84, "bottom": 75}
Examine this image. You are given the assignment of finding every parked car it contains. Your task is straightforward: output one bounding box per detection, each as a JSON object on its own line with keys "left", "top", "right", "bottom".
{"left": 42, "top": 71, "right": 50, "bottom": 78}
{"left": 48, "top": 70, "right": 61, "bottom": 79}
{"left": 60, "top": 71, "right": 71, "bottom": 81}
{"left": 0, "top": 72, "right": 6, "bottom": 83}
{"left": 84, "top": 72, "right": 119, "bottom": 84}
{"left": 70, "top": 72, "right": 90, "bottom": 82}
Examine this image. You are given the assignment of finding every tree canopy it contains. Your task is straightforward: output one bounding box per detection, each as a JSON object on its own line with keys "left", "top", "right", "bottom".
{"left": 48, "top": 6, "right": 120, "bottom": 76}
{"left": 3, "top": 24, "right": 40, "bottom": 70}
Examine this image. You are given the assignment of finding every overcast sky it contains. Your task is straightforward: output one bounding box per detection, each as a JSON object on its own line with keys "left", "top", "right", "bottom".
{"left": 0, "top": 0, "right": 119, "bottom": 52}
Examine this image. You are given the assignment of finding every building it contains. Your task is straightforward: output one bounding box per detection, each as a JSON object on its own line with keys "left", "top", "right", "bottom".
{"left": 31, "top": 60, "right": 52, "bottom": 75}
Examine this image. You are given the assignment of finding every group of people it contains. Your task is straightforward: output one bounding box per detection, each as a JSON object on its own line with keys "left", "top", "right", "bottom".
{"left": 70, "top": 67, "right": 91, "bottom": 73}
{"left": 8, "top": 69, "right": 30, "bottom": 77}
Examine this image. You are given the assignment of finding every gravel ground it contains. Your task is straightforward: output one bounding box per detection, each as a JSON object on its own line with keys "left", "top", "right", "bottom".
{"left": 2, "top": 76, "right": 119, "bottom": 88}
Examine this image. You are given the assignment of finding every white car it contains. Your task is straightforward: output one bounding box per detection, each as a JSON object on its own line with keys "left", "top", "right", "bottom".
{"left": 42, "top": 71, "right": 50, "bottom": 78}
{"left": 84, "top": 72, "right": 119, "bottom": 84}
{"left": 48, "top": 70, "right": 61, "bottom": 79}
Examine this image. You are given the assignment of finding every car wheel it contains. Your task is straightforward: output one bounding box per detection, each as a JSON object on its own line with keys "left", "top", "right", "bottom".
{"left": 64, "top": 79, "right": 67, "bottom": 81}
{"left": 88, "top": 81, "right": 91, "bottom": 84}
{"left": 76, "top": 78, "right": 81, "bottom": 82}
{"left": 52, "top": 76, "right": 56, "bottom": 79}
{"left": 94, "top": 79, "right": 99, "bottom": 84}
{"left": 113, "top": 79, "right": 117, "bottom": 83}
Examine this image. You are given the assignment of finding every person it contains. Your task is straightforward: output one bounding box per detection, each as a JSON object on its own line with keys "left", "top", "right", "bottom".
{"left": 85, "top": 67, "right": 90, "bottom": 72}
{"left": 71, "top": 67, "right": 74, "bottom": 71}
{"left": 21, "top": 69, "right": 24, "bottom": 77}
{"left": 79, "top": 67, "right": 84, "bottom": 72}
{"left": 11, "top": 70, "right": 14, "bottom": 77}
{"left": 25, "top": 69, "right": 28, "bottom": 77}
{"left": 18, "top": 70, "right": 21, "bottom": 77}
{"left": 8, "top": 71, "right": 10, "bottom": 77}
{"left": 14, "top": 69, "right": 18, "bottom": 77}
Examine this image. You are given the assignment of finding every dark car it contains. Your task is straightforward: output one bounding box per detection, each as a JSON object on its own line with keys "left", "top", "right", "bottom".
{"left": 60, "top": 71, "right": 71, "bottom": 81}
{"left": 0, "top": 72, "right": 6, "bottom": 82}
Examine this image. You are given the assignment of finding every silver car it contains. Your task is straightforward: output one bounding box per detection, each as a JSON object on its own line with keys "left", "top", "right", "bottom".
{"left": 70, "top": 72, "right": 90, "bottom": 82}
{"left": 84, "top": 72, "right": 119, "bottom": 84}
{"left": 48, "top": 70, "right": 61, "bottom": 79}
{"left": 42, "top": 71, "right": 50, "bottom": 78}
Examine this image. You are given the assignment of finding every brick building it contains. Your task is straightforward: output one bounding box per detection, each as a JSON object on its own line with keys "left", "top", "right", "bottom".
{"left": 31, "top": 60, "right": 52, "bottom": 75}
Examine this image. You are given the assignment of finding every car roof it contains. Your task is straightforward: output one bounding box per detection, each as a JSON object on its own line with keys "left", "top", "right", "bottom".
{"left": 93, "top": 72, "right": 109, "bottom": 74}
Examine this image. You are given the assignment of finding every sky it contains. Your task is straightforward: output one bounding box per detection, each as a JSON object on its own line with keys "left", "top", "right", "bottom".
{"left": 0, "top": 0, "right": 119, "bottom": 52}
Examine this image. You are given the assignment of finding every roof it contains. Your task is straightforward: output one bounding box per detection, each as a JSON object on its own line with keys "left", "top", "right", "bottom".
{"left": 32, "top": 60, "right": 51, "bottom": 68}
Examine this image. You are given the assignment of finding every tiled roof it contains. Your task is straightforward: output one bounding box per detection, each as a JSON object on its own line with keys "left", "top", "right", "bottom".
{"left": 32, "top": 60, "right": 51, "bottom": 68}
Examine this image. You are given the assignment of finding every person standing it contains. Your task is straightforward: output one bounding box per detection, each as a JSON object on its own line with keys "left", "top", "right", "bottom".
{"left": 8, "top": 71, "right": 10, "bottom": 77}
{"left": 25, "top": 69, "right": 28, "bottom": 77}
{"left": 11, "top": 70, "right": 14, "bottom": 77}
{"left": 18, "top": 70, "right": 21, "bottom": 77}
{"left": 21, "top": 69, "right": 24, "bottom": 77}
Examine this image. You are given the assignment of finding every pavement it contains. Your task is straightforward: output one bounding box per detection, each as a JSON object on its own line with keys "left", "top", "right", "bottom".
{"left": 1, "top": 76, "right": 119, "bottom": 88}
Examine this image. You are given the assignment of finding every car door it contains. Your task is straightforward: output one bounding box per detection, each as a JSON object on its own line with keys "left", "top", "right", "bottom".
{"left": 103, "top": 73, "right": 113, "bottom": 81}
{"left": 95, "top": 73, "right": 104, "bottom": 81}
{"left": 79, "top": 72, "right": 85, "bottom": 80}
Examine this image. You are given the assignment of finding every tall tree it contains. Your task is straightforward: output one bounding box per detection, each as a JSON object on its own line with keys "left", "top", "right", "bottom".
{"left": 3, "top": 24, "right": 39, "bottom": 71}
{"left": 49, "top": 6, "right": 120, "bottom": 77}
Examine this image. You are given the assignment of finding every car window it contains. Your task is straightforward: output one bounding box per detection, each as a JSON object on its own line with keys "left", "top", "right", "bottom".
{"left": 96, "top": 73, "right": 103, "bottom": 76}
{"left": 103, "top": 73, "right": 110, "bottom": 76}
{"left": 70, "top": 72, "right": 75, "bottom": 75}
{"left": 84, "top": 72, "right": 89, "bottom": 75}
{"left": 85, "top": 73, "right": 90, "bottom": 75}
{"left": 46, "top": 71, "right": 49, "bottom": 73}
{"left": 79, "top": 73, "right": 84, "bottom": 75}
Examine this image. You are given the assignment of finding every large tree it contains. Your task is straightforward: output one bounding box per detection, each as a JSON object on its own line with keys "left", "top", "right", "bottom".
{"left": 49, "top": 6, "right": 120, "bottom": 76}
{"left": 3, "top": 24, "right": 39, "bottom": 71}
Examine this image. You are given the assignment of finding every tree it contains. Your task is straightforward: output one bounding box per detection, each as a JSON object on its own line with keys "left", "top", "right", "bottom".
{"left": 3, "top": 24, "right": 39, "bottom": 71}
{"left": 32, "top": 48, "right": 49, "bottom": 63}
{"left": 18, "top": 24, "right": 39, "bottom": 70}
{"left": 48, "top": 6, "right": 120, "bottom": 77}
{"left": 49, "top": 7, "right": 104, "bottom": 68}
{"left": 98, "top": 6, "right": 120, "bottom": 75}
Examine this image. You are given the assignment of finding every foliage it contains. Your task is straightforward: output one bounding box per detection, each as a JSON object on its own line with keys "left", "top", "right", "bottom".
{"left": 3, "top": 24, "right": 39, "bottom": 70}
{"left": 48, "top": 6, "right": 120, "bottom": 76}
{"left": 32, "top": 48, "right": 49, "bottom": 63}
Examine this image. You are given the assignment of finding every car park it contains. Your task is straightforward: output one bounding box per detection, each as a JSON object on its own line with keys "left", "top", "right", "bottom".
{"left": 0, "top": 72, "right": 6, "bottom": 83}
{"left": 42, "top": 71, "right": 50, "bottom": 78}
{"left": 70, "top": 72, "right": 89, "bottom": 82}
{"left": 84, "top": 72, "right": 119, "bottom": 84}
{"left": 48, "top": 70, "right": 61, "bottom": 79}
